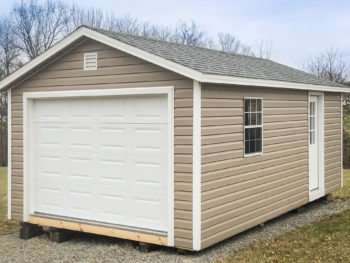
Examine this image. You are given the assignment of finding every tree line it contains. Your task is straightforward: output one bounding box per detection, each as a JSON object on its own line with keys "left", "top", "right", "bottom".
{"left": 0, "top": 0, "right": 349, "bottom": 166}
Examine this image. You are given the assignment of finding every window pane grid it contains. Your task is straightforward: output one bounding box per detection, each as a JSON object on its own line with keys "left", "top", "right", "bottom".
{"left": 244, "top": 98, "right": 263, "bottom": 155}
{"left": 309, "top": 102, "right": 316, "bottom": 145}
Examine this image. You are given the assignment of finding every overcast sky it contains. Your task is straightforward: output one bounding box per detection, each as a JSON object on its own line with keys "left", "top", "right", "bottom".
{"left": 1, "top": 0, "right": 350, "bottom": 69}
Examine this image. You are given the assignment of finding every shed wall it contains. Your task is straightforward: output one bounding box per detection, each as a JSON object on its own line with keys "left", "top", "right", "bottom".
{"left": 324, "top": 92, "right": 342, "bottom": 193}
{"left": 10, "top": 39, "right": 193, "bottom": 249}
{"left": 200, "top": 84, "right": 310, "bottom": 249}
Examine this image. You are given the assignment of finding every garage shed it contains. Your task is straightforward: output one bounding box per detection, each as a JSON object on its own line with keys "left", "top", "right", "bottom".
{"left": 1, "top": 26, "right": 348, "bottom": 251}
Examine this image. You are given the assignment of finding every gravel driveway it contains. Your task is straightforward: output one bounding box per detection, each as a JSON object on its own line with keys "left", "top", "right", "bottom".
{"left": 1, "top": 199, "right": 349, "bottom": 263}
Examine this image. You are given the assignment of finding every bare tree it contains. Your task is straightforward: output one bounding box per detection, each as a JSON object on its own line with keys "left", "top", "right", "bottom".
{"left": 255, "top": 38, "right": 273, "bottom": 59}
{"left": 172, "top": 21, "right": 209, "bottom": 47}
{"left": 67, "top": 5, "right": 104, "bottom": 32}
{"left": 305, "top": 48, "right": 349, "bottom": 84}
{"left": 217, "top": 33, "right": 242, "bottom": 53}
{"left": 11, "top": 0, "right": 68, "bottom": 60}
{"left": 0, "top": 16, "right": 20, "bottom": 78}
{"left": 0, "top": 16, "right": 21, "bottom": 167}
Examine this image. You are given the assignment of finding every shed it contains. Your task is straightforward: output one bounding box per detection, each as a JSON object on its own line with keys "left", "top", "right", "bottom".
{"left": 0, "top": 26, "right": 348, "bottom": 251}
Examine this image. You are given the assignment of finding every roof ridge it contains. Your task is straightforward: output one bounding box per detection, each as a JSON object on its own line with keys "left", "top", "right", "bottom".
{"left": 83, "top": 25, "right": 345, "bottom": 88}
{"left": 86, "top": 25, "right": 274, "bottom": 62}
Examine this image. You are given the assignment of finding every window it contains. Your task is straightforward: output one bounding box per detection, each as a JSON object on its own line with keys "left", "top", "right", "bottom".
{"left": 244, "top": 98, "right": 263, "bottom": 156}
{"left": 309, "top": 101, "right": 316, "bottom": 145}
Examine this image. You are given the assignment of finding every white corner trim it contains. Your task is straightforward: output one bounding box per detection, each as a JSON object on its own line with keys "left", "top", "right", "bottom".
{"left": 308, "top": 91, "right": 325, "bottom": 202}
{"left": 22, "top": 87, "right": 175, "bottom": 244}
{"left": 1, "top": 26, "right": 350, "bottom": 94}
{"left": 193, "top": 80, "right": 201, "bottom": 251}
{"left": 341, "top": 92, "right": 344, "bottom": 188}
{"left": 167, "top": 87, "right": 175, "bottom": 247}
{"left": 7, "top": 88, "right": 11, "bottom": 219}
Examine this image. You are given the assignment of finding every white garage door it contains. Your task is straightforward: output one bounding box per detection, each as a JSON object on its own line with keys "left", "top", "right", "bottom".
{"left": 31, "top": 94, "right": 169, "bottom": 232}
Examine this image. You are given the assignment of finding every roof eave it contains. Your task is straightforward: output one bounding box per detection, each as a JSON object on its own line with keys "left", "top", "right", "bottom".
{"left": 0, "top": 26, "right": 348, "bottom": 93}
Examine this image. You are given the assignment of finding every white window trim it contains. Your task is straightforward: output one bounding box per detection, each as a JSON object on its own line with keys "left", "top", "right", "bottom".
{"left": 7, "top": 88, "right": 11, "bottom": 219}
{"left": 22, "top": 86, "right": 175, "bottom": 246}
{"left": 308, "top": 91, "right": 325, "bottom": 202}
{"left": 192, "top": 80, "right": 201, "bottom": 251}
{"left": 244, "top": 97, "right": 264, "bottom": 157}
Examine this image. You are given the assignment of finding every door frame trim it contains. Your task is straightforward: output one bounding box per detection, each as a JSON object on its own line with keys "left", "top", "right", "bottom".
{"left": 23, "top": 86, "right": 175, "bottom": 246}
{"left": 308, "top": 91, "right": 325, "bottom": 201}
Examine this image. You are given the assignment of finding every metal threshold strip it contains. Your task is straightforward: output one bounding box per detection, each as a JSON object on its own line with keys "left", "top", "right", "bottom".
{"left": 33, "top": 212, "right": 168, "bottom": 237}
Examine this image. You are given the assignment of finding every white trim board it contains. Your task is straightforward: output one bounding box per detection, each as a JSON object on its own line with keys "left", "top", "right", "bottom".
{"left": 22, "top": 86, "right": 175, "bottom": 247}
{"left": 7, "top": 88, "right": 11, "bottom": 219}
{"left": 192, "top": 80, "right": 201, "bottom": 251}
{"left": 341, "top": 93, "right": 344, "bottom": 188}
{"left": 308, "top": 91, "right": 325, "bottom": 202}
{"left": 0, "top": 26, "right": 349, "bottom": 93}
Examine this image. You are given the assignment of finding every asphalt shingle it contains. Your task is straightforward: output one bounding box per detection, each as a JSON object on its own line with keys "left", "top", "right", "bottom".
{"left": 93, "top": 27, "right": 343, "bottom": 88}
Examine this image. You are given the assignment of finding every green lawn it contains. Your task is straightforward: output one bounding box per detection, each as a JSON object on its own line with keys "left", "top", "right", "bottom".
{"left": 219, "top": 210, "right": 350, "bottom": 263}
{"left": 0, "top": 167, "right": 7, "bottom": 221}
{"left": 220, "top": 171, "right": 350, "bottom": 263}
{"left": 0, "top": 167, "right": 19, "bottom": 235}
{"left": 332, "top": 169, "right": 350, "bottom": 200}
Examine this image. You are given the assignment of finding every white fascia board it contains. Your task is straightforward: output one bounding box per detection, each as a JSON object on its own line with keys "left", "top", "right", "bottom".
{"left": 1, "top": 26, "right": 349, "bottom": 94}
{"left": 0, "top": 27, "right": 87, "bottom": 90}
{"left": 201, "top": 74, "right": 350, "bottom": 93}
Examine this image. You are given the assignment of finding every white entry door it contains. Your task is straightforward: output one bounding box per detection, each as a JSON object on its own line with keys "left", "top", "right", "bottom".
{"left": 309, "top": 94, "right": 324, "bottom": 201}
{"left": 309, "top": 96, "right": 319, "bottom": 190}
{"left": 30, "top": 94, "right": 169, "bottom": 232}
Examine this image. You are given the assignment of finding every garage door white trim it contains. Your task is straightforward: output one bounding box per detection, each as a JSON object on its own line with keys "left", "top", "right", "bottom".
{"left": 23, "top": 86, "right": 174, "bottom": 246}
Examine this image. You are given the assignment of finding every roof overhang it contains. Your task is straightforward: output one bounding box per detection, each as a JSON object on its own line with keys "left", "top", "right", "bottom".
{"left": 0, "top": 26, "right": 348, "bottom": 93}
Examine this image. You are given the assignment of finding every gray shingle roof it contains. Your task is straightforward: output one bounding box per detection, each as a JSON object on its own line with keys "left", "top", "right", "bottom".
{"left": 94, "top": 27, "right": 343, "bottom": 88}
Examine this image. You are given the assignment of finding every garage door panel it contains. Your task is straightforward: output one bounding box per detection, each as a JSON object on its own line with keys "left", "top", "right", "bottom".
{"left": 35, "top": 153, "right": 65, "bottom": 180}
{"left": 133, "top": 125, "right": 167, "bottom": 155}
{"left": 133, "top": 193, "right": 167, "bottom": 230}
{"left": 68, "top": 126, "right": 95, "bottom": 150}
{"left": 133, "top": 96, "right": 168, "bottom": 123}
{"left": 33, "top": 99, "right": 67, "bottom": 122}
{"left": 98, "top": 125, "right": 128, "bottom": 154}
{"left": 133, "top": 156, "right": 167, "bottom": 193}
{"left": 34, "top": 124, "right": 64, "bottom": 150}
{"left": 31, "top": 95, "right": 169, "bottom": 233}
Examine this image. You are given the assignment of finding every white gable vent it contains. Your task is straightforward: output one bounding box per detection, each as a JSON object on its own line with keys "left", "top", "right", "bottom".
{"left": 84, "top": 53, "right": 98, "bottom": 70}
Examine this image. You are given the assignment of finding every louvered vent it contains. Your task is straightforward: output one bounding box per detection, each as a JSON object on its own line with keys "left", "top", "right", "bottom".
{"left": 84, "top": 53, "right": 97, "bottom": 70}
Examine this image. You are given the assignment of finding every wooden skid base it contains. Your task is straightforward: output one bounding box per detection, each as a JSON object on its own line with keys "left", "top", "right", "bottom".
{"left": 29, "top": 216, "right": 168, "bottom": 246}
{"left": 20, "top": 222, "right": 43, "bottom": 240}
{"left": 49, "top": 228, "right": 75, "bottom": 243}
{"left": 137, "top": 242, "right": 158, "bottom": 253}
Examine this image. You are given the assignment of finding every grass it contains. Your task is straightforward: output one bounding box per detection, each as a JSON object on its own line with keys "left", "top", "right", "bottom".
{"left": 0, "top": 167, "right": 7, "bottom": 221}
{"left": 0, "top": 167, "right": 20, "bottom": 235}
{"left": 219, "top": 210, "right": 350, "bottom": 263}
{"left": 332, "top": 169, "right": 350, "bottom": 200}
{"left": 219, "top": 171, "right": 350, "bottom": 263}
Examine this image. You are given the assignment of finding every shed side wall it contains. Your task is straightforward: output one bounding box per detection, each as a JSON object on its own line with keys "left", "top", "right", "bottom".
{"left": 10, "top": 39, "right": 193, "bottom": 249}
{"left": 324, "top": 92, "right": 342, "bottom": 193}
{"left": 201, "top": 84, "right": 310, "bottom": 249}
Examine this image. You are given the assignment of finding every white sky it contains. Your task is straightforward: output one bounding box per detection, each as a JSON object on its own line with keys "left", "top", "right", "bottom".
{"left": 1, "top": 0, "right": 350, "bottom": 69}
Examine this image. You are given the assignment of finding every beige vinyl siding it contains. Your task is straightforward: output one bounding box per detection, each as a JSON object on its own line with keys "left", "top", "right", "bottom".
{"left": 201, "top": 84, "right": 309, "bottom": 249}
{"left": 324, "top": 92, "right": 342, "bottom": 193}
{"left": 10, "top": 39, "right": 193, "bottom": 249}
